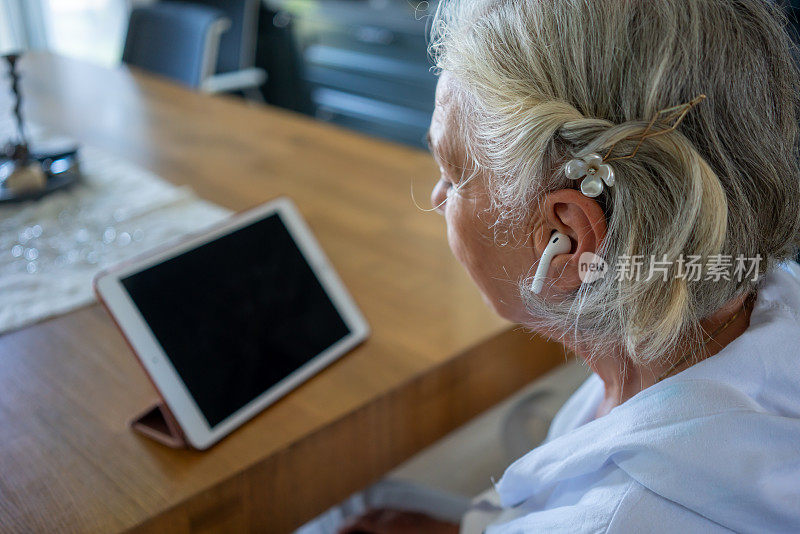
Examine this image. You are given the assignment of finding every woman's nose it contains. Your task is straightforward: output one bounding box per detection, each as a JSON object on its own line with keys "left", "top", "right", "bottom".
{"left": 431, "top": 179, "right": 449, "bottom": 215}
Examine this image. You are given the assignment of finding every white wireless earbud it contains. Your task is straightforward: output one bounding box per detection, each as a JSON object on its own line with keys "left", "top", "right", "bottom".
{"left": 531, "top": 231, "right": 571, "bottom": 294}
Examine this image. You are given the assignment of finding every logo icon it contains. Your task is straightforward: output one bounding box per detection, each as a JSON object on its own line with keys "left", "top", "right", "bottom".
{"left": 578, "top": 252, "right": 608, "bottom": 283}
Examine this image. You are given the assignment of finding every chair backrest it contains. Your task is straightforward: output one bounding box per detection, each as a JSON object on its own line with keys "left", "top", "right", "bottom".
{"left": 179, "top": 0, "right": 260, "bottom": 73}
{"left": 122, "top": 2, "right": 229, "bottom": 88}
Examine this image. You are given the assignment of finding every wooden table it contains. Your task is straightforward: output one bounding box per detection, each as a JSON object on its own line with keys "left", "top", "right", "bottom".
{"left": 0, "top": 54, "right": 567, "bottom": 533}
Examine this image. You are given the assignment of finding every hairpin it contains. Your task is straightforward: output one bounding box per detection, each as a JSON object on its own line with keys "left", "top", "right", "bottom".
{"left": 565, "top": 94, "right": 706, "bottom": 198}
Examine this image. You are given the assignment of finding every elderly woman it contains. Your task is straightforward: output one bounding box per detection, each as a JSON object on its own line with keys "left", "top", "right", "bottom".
{"left": 333, "top": 0, "right": 800, "bottom": 532}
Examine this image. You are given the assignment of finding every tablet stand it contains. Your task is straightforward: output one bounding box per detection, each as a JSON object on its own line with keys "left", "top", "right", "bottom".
{"left": 130, "top": 401, "right": 188, "bottom": 448}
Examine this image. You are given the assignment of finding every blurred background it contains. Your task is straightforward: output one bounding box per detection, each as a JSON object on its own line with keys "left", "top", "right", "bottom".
{"left": 0, "top": 0, "right": 438, "bottom": 149}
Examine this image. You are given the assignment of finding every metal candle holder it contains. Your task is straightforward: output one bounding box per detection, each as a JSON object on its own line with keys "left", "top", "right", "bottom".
{"left": 1, "top": 53, "right": 82, "bottom": 203}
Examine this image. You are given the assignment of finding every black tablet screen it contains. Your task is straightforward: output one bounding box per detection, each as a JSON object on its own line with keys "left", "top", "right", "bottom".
{"left": 121, "top": 212, "right": 351, "bottom": 427}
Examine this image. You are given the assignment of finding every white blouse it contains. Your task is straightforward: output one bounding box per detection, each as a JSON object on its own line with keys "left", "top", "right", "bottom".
{"left": 466, "top": 263, "right": 800, "bottom": 533}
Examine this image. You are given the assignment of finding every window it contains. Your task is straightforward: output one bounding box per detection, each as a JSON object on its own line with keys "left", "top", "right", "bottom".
{"left": 39, "top": 0, "right": 129, "bottom": 66}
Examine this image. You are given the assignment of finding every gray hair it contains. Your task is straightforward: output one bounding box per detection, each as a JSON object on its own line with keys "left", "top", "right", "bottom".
{"left": 430, "top": 0, "right": 800, "bottom": 364}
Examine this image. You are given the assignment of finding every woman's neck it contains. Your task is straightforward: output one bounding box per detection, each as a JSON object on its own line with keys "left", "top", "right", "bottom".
{"left": 568, "top": 293, "right": 754, "bottom": 418}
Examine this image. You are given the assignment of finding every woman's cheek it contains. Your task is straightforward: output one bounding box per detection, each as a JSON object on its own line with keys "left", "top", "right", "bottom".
{"left": 446, "top": 199, "right": 480, "bottom": 271}
{"left": 444, "top": 201, "right": 465, "bottom": 260}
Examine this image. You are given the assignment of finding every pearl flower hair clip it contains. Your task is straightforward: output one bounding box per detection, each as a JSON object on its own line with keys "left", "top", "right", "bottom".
{"left": 565, "top": 153, "right": 614, "bottom": 197}
{"left": 564, "top": 94, "right": 707, "bottom": 198}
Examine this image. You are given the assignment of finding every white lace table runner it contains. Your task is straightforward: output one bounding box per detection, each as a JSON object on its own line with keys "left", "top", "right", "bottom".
{"left": 0, "top": 130, "right": 232, "bottom": 335}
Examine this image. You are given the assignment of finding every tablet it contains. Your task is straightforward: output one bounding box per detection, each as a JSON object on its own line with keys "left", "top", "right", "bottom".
{"left": 95, "top": 197, "right": 369, "bottom": 449}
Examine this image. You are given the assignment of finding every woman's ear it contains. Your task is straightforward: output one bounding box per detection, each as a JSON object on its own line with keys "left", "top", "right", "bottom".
{"left": 532, "top": 189, "right": 608, "bottom": 292}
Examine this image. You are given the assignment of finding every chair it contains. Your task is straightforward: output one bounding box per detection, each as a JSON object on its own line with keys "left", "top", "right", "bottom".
{"left": 181, "top": 0, "right": 267, "bottom": 97}
{"left": 122, "top": 2, "right": 230, "bottom": 89}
